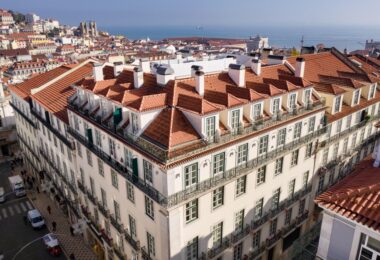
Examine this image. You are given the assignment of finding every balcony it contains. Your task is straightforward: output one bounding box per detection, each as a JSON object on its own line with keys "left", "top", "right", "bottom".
{"left": 113, "top": 245, "right": 126, "bottom": 260}
{"left": 86, "top": 189, "right": 97, "bottom": 205}
{"left": 17, "top": 134, "right": 40, "bottom": 161}
{"left": 110, "top": 213, "right": 124, "bottom": 234}
{"left": 141, "top": 246, "right": 153, "bottom": 260}
{"left": 10, "top": 102, "right": 37, "bottom": 128}
{"left": 97, "top": 200, "right": 110, "bottom": 218}
{"left": 31, "top": 109, "right": 75, "bottom": 150}
{"left": 282, "top": 210, "right": 310, "bottom": 238}
{"left": 67, "top": 96, "right": 324, "bottom": 164}
{"left": 124, "top": 230, "right": 140, "bottom": 251}
{"left": 77, "top": 181, "right": 86, "bottom": 194}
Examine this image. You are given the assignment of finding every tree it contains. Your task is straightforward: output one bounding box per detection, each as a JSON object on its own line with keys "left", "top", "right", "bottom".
{"left": 291, "top": 47, "right": 300, "bottom": 56}
{"left": 9, "top": 10, "right": 25, "bottom": 24}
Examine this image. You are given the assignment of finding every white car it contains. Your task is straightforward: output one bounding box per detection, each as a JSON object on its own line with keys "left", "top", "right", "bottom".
{"left": 27, "top": 209, "right": 45, "bottom": 229}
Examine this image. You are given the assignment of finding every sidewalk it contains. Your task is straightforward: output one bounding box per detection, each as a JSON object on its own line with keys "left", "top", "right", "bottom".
{"left": 12, "top": 164, "right": 97, "bottom": 260}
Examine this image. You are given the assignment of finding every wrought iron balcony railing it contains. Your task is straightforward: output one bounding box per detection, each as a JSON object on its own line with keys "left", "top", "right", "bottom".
{"left": 124, "top": 229, "right": 140, "bottom": 251}
{"left": 17, "top": 134, "right": 40, "bottom": 162}
{"left": 10, "top": 102, "right": 37, "bottom": 128}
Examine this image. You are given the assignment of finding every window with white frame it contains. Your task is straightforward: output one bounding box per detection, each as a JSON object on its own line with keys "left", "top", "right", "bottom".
{"left": 233, "top": 242, "right": 243, "bottom": 260}
{"left": 147, "top": 232, "right": 155, "bottom": 257}
{"left": 272, "top": 98, "right": 280, "bottom": 114}
{"left": 254, "top": 198, "right": 263, "bottom": 219}
{"left": 322, "top": 148, "right": 329, "bottom": 165}
{"left": 253, "top": 103, "right": 262, "bottom": 120}
{"left": 304, "top": 89, "right": 311, "bottom": 104}
{"left": 274, "top": 157, "right": 283, "bottom": 175}
{"left": 336, "top": 119, "right": 342, "bottom": 133}
{"left": 235, "top": 176, "right": 246, "bottom": 196}
{"left": 256, "top": 166, "right": 266, "bottom": 185}
{"left": 343, "top": 137, "right": 349, "bottom": 154}
{"left": 269, "top": 218, "right": 277, "bottom": 236}
{"left": 317, "top": 175, "right": 325, "bottom": 194}
{"left": 205, "top": 116, "right": 216, "bottom": 141}
{"left": 288, "top": 179, "right": 296, "bottom": 198}
{"left": 186, "top": 237, "right": 198, "bottom": 260}
{"left": 77, "top": 141, "right": 82, "bottom": 157}
{"left": 353, "top": 90, "right": 360, "bottom": 105}
{"left": 184, "top": 163, "right": 198, "bottom": 188}
{"left": 212, "top": 187, "right": 224, "bottom": 209}
{"left": 293, "top": 122, "right": 302, "bottom": 139}
{"left": 237, "top": 143, "right": 248, "bottom": 165}
{"left": 305, "top": 142, "right": 313, "bottom": 158}
{"left": 252, "top": 230, "right": 261, "bottom": 250}
{"left": 101, "top": 188, "right": 107, "bottom": 208}
{"left": 131, "top": 113, "right": 139, "bottom": 134}
{"left": 129, "top": 215, "right": 137, "bottom": 238}
{"left": 291, "top": 149, "right": 299, "bottom": 166}
{"left": 114, "top": 200, "right": 121, "bottom": 222}
{"left": 212, "top": 222, "right": 223, "bottom": 247}
{"left": 285, "top": 208, "right": 292, "bottom": 225}
{"left": 289, "top": 93, "right": 297, "bottom": 109}
{"left": 277, "top": 128, "right": 286, "bottom": 147}
{"left": 272, "top": 188, "right": 281, "bottom": 210}
{"left": 352, "top": 132, "right": 357, "bottom": 147}
{"left": 308, "top": 116, "right": 315, "bottom": 133}
{"left": 95, "top": 129, "right": 102, "bottom": 147}
{"left": 303, "top": 171, "right": 309, "bottom": 188}
{"left": 86, "top": 149, "right": 92, "bottom": 166}
{"left": 298, "top": 199, "right": 306, "bottom": 215}
{"left": 126, "top": 181, "right": 135, "bottom": 203}
{"left": 334, "top": 95, "right": 342, "bottom": 113}
{"left": 213, "top": 152, "right": 225, "bottom": 175}
{"left": 332, "top": 143, "right": 339, "bottom": 160}
{"left": 111, "top": 169, "right": 118, "bottom": 189}
{"left": 143, "top": 159, "right": 153, "bottom": 185}
{"left": 369, "top": 84, "right": 377, "bottom": 99}
{"left": 108, "top": 137, "right": 116, "bottom": 157}
{"left": 145, "top": 196, "right": 154, "bottom": 219}
{"left": 258, "top": 135, "right": 268, "bottom": 155}
{"left": 231, "top": 109, "right": 240, "bottom": 131}
{"left": 185, "top": 199, "right": 198, "bottom": 223}
{"left": 89, "top": 177, "right": 95, "bottom": 195}
{"left": 346, "top": 115, "right": 352, "bottom": 128}
{"left": 124, "top": 147, "right": 133, "bottom": 168}
{"left": 360, "top": 128, "right": 365, "bottom": 143}
{"left": 234, "top": 209, "right": 244, "bottom": 233}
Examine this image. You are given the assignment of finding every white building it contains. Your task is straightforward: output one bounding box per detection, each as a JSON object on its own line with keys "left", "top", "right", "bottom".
{"left": 8, "top": 48, "right": 380, "bottom": 260}
{"left": 25, "top": 13, "right": 40, "bottom": 24}
{"left": 247, "top": 36, "right": 269, "bottom": 53}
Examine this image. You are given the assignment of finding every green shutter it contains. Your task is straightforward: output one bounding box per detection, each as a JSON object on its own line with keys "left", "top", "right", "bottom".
{"left": 113, "top": 107, "right": 122, "bottom": 125}
{"left": 132, "top": 158, "right": 138, "bottom": 182}
{"left": 87, "top": 128, "right": 93, "bottom": 145}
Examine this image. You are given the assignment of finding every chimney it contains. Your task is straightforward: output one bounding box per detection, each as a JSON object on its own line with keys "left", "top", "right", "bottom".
{"left": 268, "top": 55, "right": 285, "bottom": 65}
{"left": 113, "top": 62, "right": 123, "bottom": 77}
{"left": 191, "top": 65, "right": 203, "bottom": 77}
{"left": 156, "top": 65, "right": 175, "bottom": 86}
{"left": 295, "top": 57, "right": 305, "bottom": 78}
{"left": 140, "top": 58, "right": 150, "bottom": 73}
{"left": 195, "top": 70, "right": 205, "bottom": 96}
{"left": 251, "top": 59, "right": 261, "bottom": 76}
{"left": 228, "top": 64, "right": 245, "bottom": 87}
{"left": 93, "top": 63, "right": 103, "bottom": 82}
{"left": 133, "top": 66, "right": 144, "bottom": 89}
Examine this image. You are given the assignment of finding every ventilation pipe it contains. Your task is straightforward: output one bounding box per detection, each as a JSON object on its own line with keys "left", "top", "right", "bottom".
{"left": 228, "top": 64, "right": 245, "bottom": 87}
{"left": 133, "top": 66, "right": 144, "bottom": 89}
{"left": 93, "top": 63, "right": 103, "bottom": 82}
{"left": 295, "top": 57, "right": 305, "bottom": 78}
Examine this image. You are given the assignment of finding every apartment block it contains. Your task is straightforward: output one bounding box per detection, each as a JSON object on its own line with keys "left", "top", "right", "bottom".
{"left": 8, "top": 48, "right": 380, "bottom": 260}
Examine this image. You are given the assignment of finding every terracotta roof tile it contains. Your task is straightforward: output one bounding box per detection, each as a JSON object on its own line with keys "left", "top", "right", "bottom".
{"left": 246, "top": 81, "right": 285, "bottom": 96}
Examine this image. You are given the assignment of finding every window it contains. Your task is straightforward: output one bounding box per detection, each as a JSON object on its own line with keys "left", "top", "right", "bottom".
{"left": 334, "top": 95, "right": 341, "bottom": 113}
{"left": 213, "top": 152, "right": 225, "bottom": 175}
{"left": 272, "top": 188, "right": 281, "bottom": 210}
{"left": 74, "top": 115, "right": 79, "bottom": 131}
{"left": 77, "top": 141, "right": 82, "bottom": 157}
{"left": 254, "top": 198, "right": 263, "bottom": 220}
{"left": 185, "top": 199, "right": 198, "bottom": 223}
{"left": 252, "top": 230, "right": 261, "bottom": 250}
{"left": 353, "top": 90, "right": 360, "bottom": 105}
{"left": 305, "top": 142, "right": 313, "bottom": 158}
{"left": 108, "top": 137, "right": 116, "bottom": 157}
{"left": 369, "top": 84, "right": 376, "bottom": 99}
{"left": 60, "top": 141, "right": 64, "bottom": 154}
{"left": 233, "top": 242, "right": 243, "bottom": 260}
{"left": 272, "top": 98, "right": 280, "bottom": 114}
{"left": 147, "top": 232, "right": 155, "bottom": 257}
{"left": 289, "top": 93, "right": 297, "bottom": 110}
{"left": 303, "top": 171, "right": 309, "bottom": 188}
{"left": 328, "top": 171, "right": 334, "bottom": 185}
{"left": 285, "top": 208, "right": 292, "bottom": 225}
{"left": 237, "top": 143, "right": 248, "bottom": 165}
{"left": 97, "top": 158, "right": 104, "bottom": 176}
{"left": 346, "top": 115, "right": 352, "bottom": 128}
{"left": 212, "top": 187, "right": 224, "bottom": 209}
{"left": 143, "top": 160, "right": 153, "bottom": 185}
{"left": 186, "top": 237, "right": 198, "bottom": 260}
{"left": 145, "top": 196, "right": 154, "bottom": 219}
{"left": 111, "top": 170, "right": 118, "bottom": 189}
{"left": 343, "top": 137, "right": 349, "bottom": 154}
{"left": 336, "top": 119, "right": 342, "bottom": 133}
{"left": 234, "top": 209, "right": 245, "bottom": 233}
{"left": 131, "top": 113, "right": 139, "bottom": 134}
{"left": 212, "top": 222, "right": 223, "bottom": 247}
{"left": 288, "top": 179, "right": 296, "bottom": 198}
{"left": 274, "top": 157, "right": 283, "bottom": 175}
{"left": 126, "top": 182, "right": 135, "bottom": 203}
{"left": 332, "top": 143, "right": 339, "bottom": 160}
{"left": 231, "top": 109, "right": 240, "bottom": 131}
{"left": 236, "top": 176, "right": 246, "bottom": 196}
{"left": 317, "top": 175, "right": 325, "bottom": 194}
{"left": 269, "top": 218, "right": 277, "bottom": 236}
{"left": 256, "top": 166, "right": 266, "bottom": 185}
{"left": 92, "top": 129, "right": 100, "bottom": 148}
{"left": 80, "top": 168, "right": 85, "bottom": 185}
{"left": 184, "top": 163, "right": 198, "bottom": 188}
{"left": 101, "top": 188, "right": 107, "bottom": 208}
{"left": 258, "top": 135, "right": 268, "bottom": 155}
{"left": 114, "top": 200, "right": 121, "bottom": 222}
{"left": 299, "top": 199, "right": 306, "bottom": 215}
{"left": 205, "top": 116, "right": 216, "bottom": 141}
{"left": 308, "top": 116, "right": 315, "bottom": 133}
{"left": 291, "top": 149, "right": 299, "bottom": 166}
{"left": 86, "top": 149, "right": 92, "bottom": 166}
{"left": 89, "top": 177, "right": 95, "bottom": 195}
{"left": 253, "top": 103, "right": 262, "bottom": 120}
{"left": 293, "top": 122, "right": 302, "bottom": 139}
{"left": 360, "top": 129, "right": 365, "bottom": 143}
{"left": 129, "top": 215, "right": 137, "bottom": 238}
{"left": 124, "top": 148, "right": 133, "bottom": 168}
{"left": 322, "top": 148, "right": 329, "bottom": 165}
{"left": 304, "top": 89, "right": 311, "bottom": 104}
{"left": 277, "top": 128, "right": 286, "bottom": 147}
{"left": 352, "top": 133, "right": 357, "bottom": 147}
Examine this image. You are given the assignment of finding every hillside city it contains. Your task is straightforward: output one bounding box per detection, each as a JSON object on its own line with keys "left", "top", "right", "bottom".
{"left": 0, "top": 7, "right": 380, "bottom": 260}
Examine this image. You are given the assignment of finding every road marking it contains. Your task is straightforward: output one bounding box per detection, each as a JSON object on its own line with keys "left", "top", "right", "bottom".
{"left": 8, "top": 206, "right": 14, "bottom": 216}
{"left": 2, "top": 208, "right": 7, "bottom": 218}
{"left": 20, "top": 202, "right": 27, "bottom": 212}
{"left": 14, "top": 204, "right": 21, "bottom": 214}
{"left": 26, "top": 201, "right": 33, "bottom": 210}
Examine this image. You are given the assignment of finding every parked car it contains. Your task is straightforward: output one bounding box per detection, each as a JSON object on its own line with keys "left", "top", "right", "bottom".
{"left": 27, "top": 209, "right": 45, "bottom": 229}
{"left": 0, "top": 187, "right": 5, "bottom": 203}
{"left": 42, "top": 234, "right": 62, "bottom": 256}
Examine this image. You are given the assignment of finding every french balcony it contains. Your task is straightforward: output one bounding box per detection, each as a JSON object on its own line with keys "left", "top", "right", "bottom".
{"left": 124, "top": 230, "right": 140, "bottom": 251}
{"left": 17, "top": 134, "right": 40, "bottom": 161}
{"left": 110, "top": 213, "right": 124, "bottom": 234}
{"left": 113, "top": 245, "right": 126, "bottom": 260}
{"left": 248, "top": 243, "right": 267, "bottom": 260}
{"left": 141, "top": 246, "right": 153, "bottom": 260}
{"left": 9, "top": 102, "right": 37, "bottom": 128}
{"left": 77, "top": 181, "right": 86, "bottom": 194}
{"left": 97, "top": 201, "right": 110, "bottom": 218}
{"left": 282, "top": 210, "right": 310, "bottom": 238}
{"left": 86, "top": 189, "right": 97, "bottom": 205}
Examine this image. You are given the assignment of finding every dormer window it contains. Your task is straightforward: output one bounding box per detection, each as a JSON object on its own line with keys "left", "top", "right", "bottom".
{"left": 252, "top": 103, "right": 262, "bottom": 120}
{"left": 304, "top": 89, "right": 311, "bottom": 105}
{"left": 131, "top": 113, "right": 139, "bottom": 134}
{"left": 334, "top": 95, "right": 342, "bottom": 113}
{"left": 289, "top": 93, "right": 297, "bottom": 110}
{"left": 353, "top": 90, "right": 360, "bottom": 105}
{"left": 205, "top": 116, "right": 216, "bottom": 141}
{"left": 231, "top": 109, "right": 240, "bottom": 132}
{"left": 272, "top": 98, "right": 281, "bottom": 115}
{"left": 369, "top": 84, "right": 376, "bottom": 99}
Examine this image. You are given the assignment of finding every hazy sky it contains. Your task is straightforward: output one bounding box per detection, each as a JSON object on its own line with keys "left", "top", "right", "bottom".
{"left": 2, "top": 0, "right": 380, "bottom": 28}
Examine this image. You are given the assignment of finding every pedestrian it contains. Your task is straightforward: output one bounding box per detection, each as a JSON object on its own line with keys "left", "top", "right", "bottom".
{"left": 69, "top": 253, "right": 75, "bottom": 260}
{"left": 52, "top": 221, "right": 57, "bottom": 232}
{"left": 70, "top": 226, "right": 75, "bottom": 236}
{"left": 47, "top": 205, "right": 51, "bottom": 215}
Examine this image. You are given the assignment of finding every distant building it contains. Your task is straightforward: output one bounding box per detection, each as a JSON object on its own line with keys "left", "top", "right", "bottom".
{"left": 25, "top": 13, "right": 40, "bottom": 24}
{"left": 89, "top": 21, "right": 98, "bottom": 37}
{"left": 0, "top": 10, "right": 14, "bottom": 25}
{"left": 365, "top": 39, "right": 380, "bottom": 50}
{"left": 79, "top": 21, "right": 98, "bottom": 37}
{"left": 247, "top": 35, "right": 269, "bottom": 53}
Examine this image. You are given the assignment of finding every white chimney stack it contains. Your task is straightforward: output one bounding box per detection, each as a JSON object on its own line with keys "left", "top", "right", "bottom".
{"left": 195, "top": 70, "right": 205, "bottom": 96}
{"left": 251, "top": 59, "right": 261, "bottom": 76}
{"left": 140, "top": 58, "right": 150, "bottom": 73}
{"left": 268, "top": 55, "right": 285, "bottom": 65}
{"left": 191, "top": 65, "right": 203, "bottom": 77}
{"left": 133, "top": 66, "right": 144, "bottom": 89}
{"left": 228, "top": 64, "right": 245, "bottom": 87}
{"left": 113, "top": 62, "right": 124, "bottom": 77}
{"left": 156, "top": 65, "right": 175, "bottom": 86}
{"left": 295, "top": 57, "right": 305, "bottom": 78}
{"left": 93, "top": 63, "right": 103, "bottom": 82}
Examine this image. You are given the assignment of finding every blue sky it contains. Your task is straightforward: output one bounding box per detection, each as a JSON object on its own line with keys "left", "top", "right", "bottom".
{"left": 2, "top": 0, "right": 380, "bottom": 28}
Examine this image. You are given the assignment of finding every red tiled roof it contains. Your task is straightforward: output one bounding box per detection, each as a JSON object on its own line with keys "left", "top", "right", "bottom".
{"left": 318, "top": 75, "right": 365, "bottom": 89}
{"left": 263, "top": 78, "right": 300, "bottom": 92}
{"left": 246, "top": 81, "right": 285, "bottom": 96}
{"left": 312, "top": 82, "right": 346, "bottom": 95}
{"left": 315, "top": 157, "right": 380, "bottom": 231}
